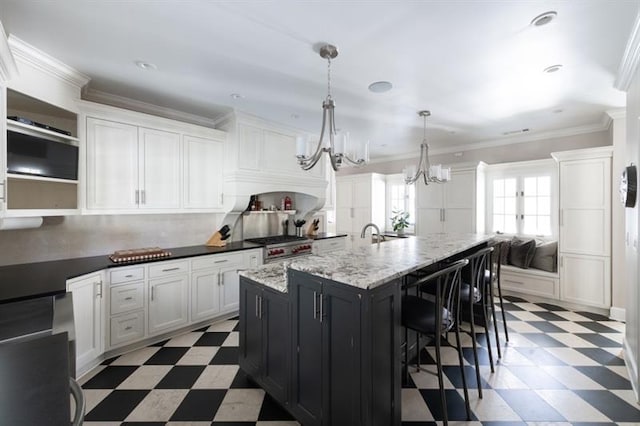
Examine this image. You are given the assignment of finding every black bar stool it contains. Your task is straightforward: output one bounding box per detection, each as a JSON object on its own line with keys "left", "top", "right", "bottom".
{"left": 401, "top": 259, "right": 471, "bottom": 424}
{"left": 485, "top": 239, "right": 510, "bottom": 358}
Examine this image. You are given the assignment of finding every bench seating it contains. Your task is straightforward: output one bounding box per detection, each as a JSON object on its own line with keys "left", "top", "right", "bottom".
{"left": 500, "top": 264, "right": 559, "bottom": 299}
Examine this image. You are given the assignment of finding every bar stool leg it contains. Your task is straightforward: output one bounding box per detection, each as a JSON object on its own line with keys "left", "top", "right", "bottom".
{"left": 469, "top": 296, "right": 483, "bottom": 399}
{"left": 454, "top": 321, "right": 471, "bottom": 420}
{"left": 488, "top": 281, "right": 502, "bottom": 359}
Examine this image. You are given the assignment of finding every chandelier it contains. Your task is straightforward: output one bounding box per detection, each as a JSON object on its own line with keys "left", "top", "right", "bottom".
{"left": 296, "top": 44, "right": 368, "bottom": 172}
{"left": 404, "top": 110, "right": 451, "bottom": 185}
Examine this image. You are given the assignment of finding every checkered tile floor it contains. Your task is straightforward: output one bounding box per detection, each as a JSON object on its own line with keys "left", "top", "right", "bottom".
{"left": 80, "top": 295, "right": 640, "bottom": 425}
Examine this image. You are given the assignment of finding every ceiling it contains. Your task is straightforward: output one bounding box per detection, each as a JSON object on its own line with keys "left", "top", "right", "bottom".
{"left": 1, "top": 1, "right": 638, "bottom": 160}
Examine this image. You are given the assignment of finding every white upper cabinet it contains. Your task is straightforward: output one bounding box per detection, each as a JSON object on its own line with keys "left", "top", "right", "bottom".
{"left": 263, "top": 130, "right": 301, "bottom": 176}
{"left": 183, "top": 134, "right": 224, "bottom": 209}
{"left": 237, "top": 123, "right": 263, "bottom": 171}
{"left": 139, "top": 127, "right": 181, "bottom": 209}
{"left": 81, "top": 102, "right": 226, "bottom": 214}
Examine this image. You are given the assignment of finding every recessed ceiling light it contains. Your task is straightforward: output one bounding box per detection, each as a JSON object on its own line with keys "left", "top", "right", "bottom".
{"left": 531, "top": 11, "right": 557, "bottom": 27}
{"left": 543, "top": 64, "right": 563, "bottom": 73}
{"left": 230, "top": 93, "right": 244, "bottom": 99}
{"left": 368, "top": 81, "right": 393, "bottom": 93}
{"left": 135, "top": 61, "right": 157, "bottom": 70}
{"left": 553, "top": 108, "right": 564, "bottom": 114}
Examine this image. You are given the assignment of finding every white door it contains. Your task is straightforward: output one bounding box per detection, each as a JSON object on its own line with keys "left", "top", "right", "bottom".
{"left": 148, "top": 275, "right": 189, "bottom": 334}
{"left": 559, "top": 159, "right": 611, "bottom": 256}
{"left": 183, "top": 135, "right": 224, "bottom": 209}
{"left": 560, "top": 254, "right": 611, "bottom": 308}
{"left": 139, "top": 127, "right": 181, "bottom": 209}
{"left": 191, "top": 269, "right": 221, "bottom": 322}
{"left": 86, "top": 118, "right": 138, "bottom": 209}
{"left": 336, "top": 178, "right": 354, "bottom": 234}
{"left": 416, "top": 181, "right": 444, "bottom": 235}
{"left": 220, "top": 267, "right": 240, "bottom": 312}
{"left": 67, "top": 273, "right": 103, "bottom": 375}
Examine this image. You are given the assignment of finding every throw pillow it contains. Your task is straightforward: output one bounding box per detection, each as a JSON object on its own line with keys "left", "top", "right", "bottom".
{"left": 530, "top": 240, "right": 558, "bottom": 272}
{"left": 508, "top": 237, "right": 536, "bottom": 268}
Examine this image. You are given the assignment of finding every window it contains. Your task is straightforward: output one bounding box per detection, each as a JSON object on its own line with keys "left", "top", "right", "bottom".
{"left": 487, "top": 160, "right": 556, "bottom": 237}
{"left": 386, "top": 174, "right": 415, "bottom": 233}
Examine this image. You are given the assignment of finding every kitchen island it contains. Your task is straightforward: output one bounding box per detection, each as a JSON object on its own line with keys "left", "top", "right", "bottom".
{"left": 238, "top": 233, "right": 493, "bottom": 426}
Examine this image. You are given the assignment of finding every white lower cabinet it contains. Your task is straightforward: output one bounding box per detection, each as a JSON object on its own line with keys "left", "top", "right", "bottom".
{"left": 110, "top": 311, "right": 145, "bottom": 347}
{"left": 312, "top": 237, "right": 347, "bottom": 254}
{"left": 67, "top": 271, "right": 104, "bottom": 376}
{"left": 148, "top": 274, "right": 189, "bottom": 335}
{"left": 560, "top": 254, "right": 611, "bottom": 308}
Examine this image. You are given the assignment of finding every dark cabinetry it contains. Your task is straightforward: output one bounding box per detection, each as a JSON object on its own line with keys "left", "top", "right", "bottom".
{"left": 239, "top": 278, "right": 290, "bottom": 403}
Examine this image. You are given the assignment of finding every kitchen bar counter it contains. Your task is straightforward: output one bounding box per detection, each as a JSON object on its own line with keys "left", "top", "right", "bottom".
{"left": 0, "top": 241, "right": 263, "bottom": 304}
{"left": 240, "top": 233, "right": 493, "bottom": 292}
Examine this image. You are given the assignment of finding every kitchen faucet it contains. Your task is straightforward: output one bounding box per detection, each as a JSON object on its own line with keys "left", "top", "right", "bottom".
{"left": 360, "top": 223, "right": 386, "bottom": 248}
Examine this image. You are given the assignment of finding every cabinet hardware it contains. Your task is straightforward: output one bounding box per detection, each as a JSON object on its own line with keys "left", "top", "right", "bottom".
{"left": 125, "top": 326, "right": 132, "bottom": 331}
{"left": 560, "top": 256, "right": 563, "bottom": 268}
{"left": 151, "top": 286, "right": 155, "bottom": 301}
{"left": 520, "top": 214, "right": 524, "bottom": 220}
{"left": 258, "top": 296, "right": 263, "bottom": 319}
{"left": 214, "top": 259, "right": 228, "bottom": 263}
{"left": 135, "top": 190, "right": 139, "bottom": 204}
{"left": 313, "top": 291, "right": 318, "bottom": 319}
{"left": 220, "top": 193, "right": 224, "bottom": 205}
{"left": 319, "top": 294, "right": 324, "bottom": 323}
{"left": 442, "top": 208, "right": 446, "bottom": 222}
{"left": 255, "top": 294, "right": 259, "bottom": 318}
{"left": 125, "top": 296, "right": 133, "bottom": 301}
{"left": 96, "top": 282, "right": 102, "bottom": 298}
{"left": 162, "top": 267, "right": 181, "bottom": 272}
{"left": 220, "top": 274, "right": 224, "bottom": 286}
{"left": 141, "top": 190, "right": 146, "bottom": 205}
{"left": 0, "top": 179, "right": 5, "bottom": 202}
{"left": 125, "top": 274, "right": 133, "bottom": 278}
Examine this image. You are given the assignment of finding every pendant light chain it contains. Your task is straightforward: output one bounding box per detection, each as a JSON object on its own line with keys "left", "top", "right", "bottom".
{"left": 327, "top": 56, "right": 332, "bottom": 100}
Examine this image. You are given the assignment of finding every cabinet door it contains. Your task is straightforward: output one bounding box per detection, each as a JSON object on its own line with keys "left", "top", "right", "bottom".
{"left": 67, "top": 273, "right": 103, "bottom": 375}
{"left": 219, "top": 267, "right": 240, "bottom": 312}
{"left": 336, "top": 178, "right": 354, "bottom": 234}
{"left": 291, "top": 274, "right": 323, "bottom": 426}
{"left": 191, "top": 269, "right": 221, "bottom": 322}
{"left": 86, "top": 118, "right": 138, "bottom": 209}
{"left": 323, "top": 283, "right": 362, "bottom": 426}
{"left": 148, "top": 275, "right": 189, "bottom": 334}
{"left": 560, "top": 254, "right": 611, "bottom": 308}
{"left": 238, "top": 279, "right": 263, "bottom": 377}
{"left": 183, "top": 135, "right": 224, "bottom": 209}
{"left": 443, "top": 208, "right": 475, "bottom": 233}
{"left": 416, "top": 208, "right": 443, "bottom": 235}
{"left": 445, "top": 170, "right": 475, "bottom": 209}
{"left": 237, "top": 124, "right": 263, "bottom": 171}
{"left": 139, "top": 127, "right": 181, "bottom": 209}
{"left": 262, "top": 288, "right": 290, "bottom": 403}
{"left": 416, "top": 180, "right": 444, "bottom": 235}
{"left": 560, "top": 159, "right": 611, "bottom": 256}
{"left": 263, "top": 130, "right": 301, "bottom": 176}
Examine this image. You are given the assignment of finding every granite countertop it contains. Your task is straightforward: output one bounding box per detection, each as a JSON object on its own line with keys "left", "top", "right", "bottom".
{"left": 0, "top": 241, "right": 263, "bottom": 304}
{"left": 240, "top": 233, "right": 493, "bottom": 292}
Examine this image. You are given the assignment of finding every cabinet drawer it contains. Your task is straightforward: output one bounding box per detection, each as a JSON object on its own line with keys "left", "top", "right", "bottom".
{"left": 110, "top": 282, "right": 144, "bottom": 315}
{"left": 110, "top": 266, "right": 144, "bottom": 284}
{"left": 192, "top": 253, "right": 244, "bottom": 270}
{"left": 148, "top": 260, "right": 189, "bottom": 278}
{"left": 501, "top": 269, "right": 559, "bottom": 299}
{"left": 313, "top": 238, "right": 345, "bottom": 254}
{"left": 110, "top": 311, "right": 144, "bottom": 347}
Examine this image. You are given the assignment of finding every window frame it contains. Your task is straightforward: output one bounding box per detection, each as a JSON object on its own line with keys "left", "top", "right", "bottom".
{"left": 485, "top": 159, "right": 558, "bottom": 239}
{"left": 385, "top": 174, "right": 416, "bottom": 234}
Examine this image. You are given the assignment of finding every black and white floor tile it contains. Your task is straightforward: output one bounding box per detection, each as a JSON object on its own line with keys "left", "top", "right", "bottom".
{"left": 80, "top": 295, "right": 640, "bottom": 425}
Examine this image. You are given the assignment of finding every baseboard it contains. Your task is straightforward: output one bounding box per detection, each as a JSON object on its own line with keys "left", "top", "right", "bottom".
{"left": 609, "top": 306, "right": 626, "bottom": 322}
{"left": 623, "top": 338, "right": 639, "bottom": 403}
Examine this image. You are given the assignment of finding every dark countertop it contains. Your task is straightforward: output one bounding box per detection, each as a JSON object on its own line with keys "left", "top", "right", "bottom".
{"left": 312, "top": 232, "right": 348, "bottom": 240}
{"left": 0, "top": 241, "right": 263, "bottom": 305}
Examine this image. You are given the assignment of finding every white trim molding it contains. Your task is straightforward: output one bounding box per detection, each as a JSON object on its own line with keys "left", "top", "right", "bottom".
{"left": 609, "top": 306, "right": 626, "bottom": 322}
{"left": 0, "top": 20, "right": 18, "bottom": 82}
{"left": 7, "top": 35, "right": 89, "bottom": 89}
{"left": 615, "top": 10, "right": 640, "bottom": 91}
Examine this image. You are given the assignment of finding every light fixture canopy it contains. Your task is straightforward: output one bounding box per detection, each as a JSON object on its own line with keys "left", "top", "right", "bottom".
{"left": 404, "top": 110, "right": 451, "bottom": 185}
{"left": 296, "top": 44, "right": 369, "bottom": 172}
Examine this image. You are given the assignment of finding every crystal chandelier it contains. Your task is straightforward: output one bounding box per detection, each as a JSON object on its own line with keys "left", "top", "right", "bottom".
{"left": 404, "top": 110, "right": 451, "bottom": 185}
{"left": 296, "top": 44, "right": 369, "bottom": 172}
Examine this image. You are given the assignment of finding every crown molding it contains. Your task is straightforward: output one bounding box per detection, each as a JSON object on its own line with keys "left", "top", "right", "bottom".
{"left": 615, "top": 10, "right": 640, "bottom": 91}
{"left": 606, "top": 108, "right": 626, "bottom": 120}
{"left": 7, "top": 35, "right": 90, "bottom": 89}
{"left": 0, "top": 21, "right": 18, "bottom": 82}
{"left": 82, "top": 87, "right": 224, "bottom": 129}
{"left": 370, "top": 119, "right": 611, "bottom": 163}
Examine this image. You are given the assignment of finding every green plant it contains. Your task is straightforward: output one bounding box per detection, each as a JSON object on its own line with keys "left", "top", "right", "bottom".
{"left": 391, "top": 210, "right": 410, "bottom": 232}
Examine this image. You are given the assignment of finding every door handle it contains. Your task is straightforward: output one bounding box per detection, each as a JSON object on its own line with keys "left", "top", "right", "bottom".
{"left": 255, "top": 294, "right": 259, "bottom": 318}
{"left": 151, "top": 286, "right": 155, "bottom": 301}
{"left": 95, "top": 282, "right": 102, "bottom": 298}
{"left": 141, "top": 190, "right": 146, "bottom": 205}
{"left": 162, "top": 267, "right": 181, "bottom": 272}
{"left": 319, "top": 294, "right": 324, "bottom": 323}
{"left": 313, "top": 291, "right": 318, "bottom": 319}
{"left": 135, "top": 190, "right": 139, "bottom": 205}
{"left": 258, "top": 296, "right": 263, "bottom": 319}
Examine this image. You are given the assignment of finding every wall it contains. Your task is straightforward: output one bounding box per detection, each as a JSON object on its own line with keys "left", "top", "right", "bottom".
{"left": 625, "top": 66, "right": 640, "bottom": 401}
{"left": 610, "top": 114, "right": 627, "bottom": 318}
{"left": 0, "top": 213, "right": 222, "bottom": 266}
{"left": 340, "top": 130, "right": 610, "bottom": 175}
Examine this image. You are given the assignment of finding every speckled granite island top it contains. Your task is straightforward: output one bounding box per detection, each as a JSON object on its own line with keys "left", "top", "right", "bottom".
{"left": 239, "top": 233, "right": 493, "bottom": 292}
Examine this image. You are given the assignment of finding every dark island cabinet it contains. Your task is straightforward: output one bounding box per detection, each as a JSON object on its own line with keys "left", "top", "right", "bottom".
{"left": 239, "top": 271, "right": 402, "bottom": 426}
{"left": 239, "top": 277, "right": 290, "bottom": 403}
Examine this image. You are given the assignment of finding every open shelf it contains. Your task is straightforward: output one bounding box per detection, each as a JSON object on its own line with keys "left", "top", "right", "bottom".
{"left": 7, "top": 119, "right": 79, "bottom": 144}
{"left": 7, "top": 173, "right": 78, "bottom": 185}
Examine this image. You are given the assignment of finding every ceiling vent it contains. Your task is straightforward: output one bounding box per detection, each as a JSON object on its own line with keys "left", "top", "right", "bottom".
{"left": 502, "top": 128, "right": 530, "bottom": 136}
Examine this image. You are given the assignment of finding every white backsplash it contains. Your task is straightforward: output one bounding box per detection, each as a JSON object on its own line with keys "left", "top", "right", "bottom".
{"left": 0, "top": 213, "right": 222, "bottom": 266}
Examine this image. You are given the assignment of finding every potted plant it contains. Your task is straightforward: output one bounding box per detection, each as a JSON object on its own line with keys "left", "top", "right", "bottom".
{"left": 391, "top": 210, "right": 410, "bottom": 236}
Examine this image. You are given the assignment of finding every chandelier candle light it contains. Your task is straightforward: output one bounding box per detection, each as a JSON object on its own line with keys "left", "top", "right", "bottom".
{"left": 296, "top": 44, "right": 369, "bottom": 172}
{"left": 404, "top": 110, "right": 451, "bottom": 185}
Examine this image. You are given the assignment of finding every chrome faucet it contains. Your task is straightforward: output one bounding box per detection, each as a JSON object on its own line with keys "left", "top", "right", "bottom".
{"left": 360, "top": 223, "right": 386, "bottom": 247}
